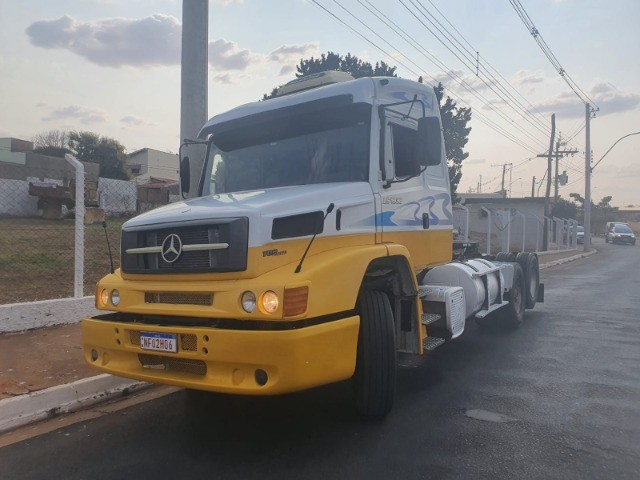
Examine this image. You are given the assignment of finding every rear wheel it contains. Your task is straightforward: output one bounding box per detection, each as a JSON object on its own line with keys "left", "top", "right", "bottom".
{"left": 497, "top": 263, "right": 526, "bottom": 328}
{"left": 495, "top": 252, "right": 517, "bottom": 262}
{"left": 353, "top": 290, "right": 396, "bottom": 417}
{"left": 515, "top": 252, "right": 539, "bottom": 309}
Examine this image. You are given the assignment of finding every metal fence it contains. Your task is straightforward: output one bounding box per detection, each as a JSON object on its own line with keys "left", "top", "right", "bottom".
{"left": 0, "top": 155, "right": 178, "bottom": 305}
{"left": 0, "top": 159, "right": 582, "bottom": 305}
{"left": 453, "top": 204, "right": 578, "bottom": 255}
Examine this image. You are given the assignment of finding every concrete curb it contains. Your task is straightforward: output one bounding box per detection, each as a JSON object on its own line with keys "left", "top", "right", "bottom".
{"left": 0, "top": 374, "right": 149, "bottom": 434}
{"left": 539, "top": 248, "right": 597, "bottom": 270}
{"left": 0, "top": 296, "right": 100, "bottom": 334}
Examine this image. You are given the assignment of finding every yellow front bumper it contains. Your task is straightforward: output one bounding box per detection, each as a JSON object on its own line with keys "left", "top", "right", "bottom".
{"left": 82, "top": 315, "right": 360, "bottom": 395}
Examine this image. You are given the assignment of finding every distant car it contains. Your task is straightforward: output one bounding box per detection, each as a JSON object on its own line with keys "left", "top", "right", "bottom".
{"left": 605, "top": 223, "right": 636, "bottom": 245}
{"left": 605, "top": 221, "right": 630, "bottom": 232}
{"left": 576, "top": 225, "right": 585, "bottom": 244}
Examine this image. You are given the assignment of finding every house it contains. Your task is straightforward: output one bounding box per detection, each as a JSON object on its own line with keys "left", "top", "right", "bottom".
{"left": 127, "top": 148, "right": 179, "bottom": 182}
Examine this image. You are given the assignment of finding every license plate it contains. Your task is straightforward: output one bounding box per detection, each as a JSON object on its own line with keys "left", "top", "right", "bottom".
{"left": 140, "top": 332, "right": 177, "bottom": 353}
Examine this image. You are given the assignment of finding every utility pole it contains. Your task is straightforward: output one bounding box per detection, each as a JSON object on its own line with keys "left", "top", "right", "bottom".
{"left": 584, "top": 102, "right": 592, "bottom": 251}
{"left": 492, "top": 162, "right": 512, "bottom": 197}
{"left": 545, "top": 115, "right": 556, "bottom": 216}
{"left": 531, "top": 176, "right": 536, "bottom": 197}
{"left": 542, "top": 114, "right": 555, "bottom": 250}
{"left": 180, "top": 0, "right": 209, "bottom": 198}
{"left": 550, "top": 135, "right": 578, "bottom": 203}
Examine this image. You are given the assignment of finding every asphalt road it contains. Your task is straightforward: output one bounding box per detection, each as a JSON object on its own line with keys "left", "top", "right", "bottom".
{"left": 2, "top": 238, "right": 639, "bottom": 480}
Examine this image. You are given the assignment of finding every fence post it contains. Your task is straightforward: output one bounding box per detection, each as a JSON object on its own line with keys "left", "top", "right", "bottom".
{"left": 65, "top": 154, "right": 84, "bottom": 298}
{"left": 482, "top": 207, "right": 492, "bottom": 254}
{"left": 515, "top": 210, "right": 526, "bottom": 252}
{"left": 458, "top": 204, "right": 470, "bottom": 241}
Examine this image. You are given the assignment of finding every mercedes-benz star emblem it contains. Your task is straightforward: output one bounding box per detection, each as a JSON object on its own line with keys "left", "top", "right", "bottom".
{"left": 161, "top": 234, "right": 183, "bottom": 263}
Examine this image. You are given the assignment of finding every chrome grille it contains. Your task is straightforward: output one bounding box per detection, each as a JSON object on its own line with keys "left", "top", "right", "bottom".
{"left": 138, "top": 354, "right": 206, "bottom": 376}
{"left": 120, "top": 217, "right": 248, "bottom": 274}
{"left": 144, "top": 292, "right": 213, "bottom": 306}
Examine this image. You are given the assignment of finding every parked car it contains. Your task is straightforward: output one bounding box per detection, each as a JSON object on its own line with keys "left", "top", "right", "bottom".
{"left": 605, "top": 223, "right": 636, "bottom": 245}
{"left": 576, "top": 225, "right": 585, "bottom": 244}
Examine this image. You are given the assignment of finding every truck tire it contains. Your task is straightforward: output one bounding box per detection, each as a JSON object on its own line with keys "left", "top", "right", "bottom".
{"left": 495, "top": 252, "right": 516, "bottom": 262}
{"left": 515, "top": 252, "right": 539, "bottom": 309}
{"left": 353, "top": 290, "right": 396, "bottom": 417}
{"left": 497, "top": 263, "right": 526, "bottom": 328}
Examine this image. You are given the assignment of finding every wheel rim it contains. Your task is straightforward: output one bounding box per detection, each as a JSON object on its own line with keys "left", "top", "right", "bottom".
{"left": 513, "top": 279, "right": 523, "bottom": 312}
{"left": 528, "top": 266, "right": 538, "bottom": 299}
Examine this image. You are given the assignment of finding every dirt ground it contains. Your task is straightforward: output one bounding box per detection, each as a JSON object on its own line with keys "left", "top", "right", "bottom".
{"left": 0, "top": 323, "right": 97, "bottom": 400}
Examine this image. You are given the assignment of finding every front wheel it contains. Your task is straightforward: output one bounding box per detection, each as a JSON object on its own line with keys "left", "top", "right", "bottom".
{"left": 353, "top": 290, "right": 396, "bottom": 417}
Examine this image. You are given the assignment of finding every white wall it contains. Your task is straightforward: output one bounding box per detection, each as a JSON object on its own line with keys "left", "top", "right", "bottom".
{"left": 0, "top": 179, "right": 38, "bottom": 216}
{"left": 98, "top": 178, "right": 137, "bottom": 215}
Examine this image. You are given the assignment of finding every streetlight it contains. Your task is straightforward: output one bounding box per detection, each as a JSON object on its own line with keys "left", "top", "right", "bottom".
{"left": 591, "top": 132, "right": 640, "bottom": 172}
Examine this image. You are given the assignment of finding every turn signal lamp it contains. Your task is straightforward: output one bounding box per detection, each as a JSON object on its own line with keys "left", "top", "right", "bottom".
{"left": 261, "top": 291, "right": 279, "bottom": 314}
{"left": 98, "top": 288, "right": 109, "bottom": 308}
{"left": 283, "top": 286, "right": 309, "bottom": 317}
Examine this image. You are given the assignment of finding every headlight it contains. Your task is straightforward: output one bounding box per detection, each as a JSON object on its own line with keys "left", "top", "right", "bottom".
{"left": 110, "top": 289, "right": 120, "bottom": 306}
{"left": 241, "top": 291, "right": 256, "bottom": 313}
{"left": 261, "top": 291, "right": 279, "bottom": 314}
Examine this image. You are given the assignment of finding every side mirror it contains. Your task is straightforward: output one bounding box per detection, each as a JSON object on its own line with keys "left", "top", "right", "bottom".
{"left": 180, "top": 156, "right": 190, "bottom": 196}
{"left": 416, "top": 117, "right": 443, "bottom": 167}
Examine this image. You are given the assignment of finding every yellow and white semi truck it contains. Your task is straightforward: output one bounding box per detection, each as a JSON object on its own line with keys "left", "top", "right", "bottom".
{"left": 83, "top": 72, "right": 542, "bottom": 416}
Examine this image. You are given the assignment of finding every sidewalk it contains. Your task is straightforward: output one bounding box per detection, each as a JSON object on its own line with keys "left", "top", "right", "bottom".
{"left": 0, "top": 247, "right": 596, "bottom": 433}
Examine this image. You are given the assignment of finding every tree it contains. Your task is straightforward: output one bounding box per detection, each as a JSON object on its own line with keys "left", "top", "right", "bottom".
{"left": 68, "top": 131, "right": 130, "bottom": 180}
{"left": 263, "top": 52, "right": 471, "bottom": 200}
{"left": 32, "top": 129, "right": 71, "bottom": 158}
{"left": 433, "top": 83, "right": 471, "bottom": 203}
{"left": 569, "top": 193, "right": 618, "bottom": 234}
{"left": 551, "top": 197, "right": 578, "bottom": 219}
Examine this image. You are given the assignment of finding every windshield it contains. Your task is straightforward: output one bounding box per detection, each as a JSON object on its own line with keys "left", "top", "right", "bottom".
{"left": 614, "top": 224, "right": 632, "bottom": 233}
{"left": 577, "top": 226, "right": 584, "bottom": 233}
{"left": 202, "top": 103, "right": 371, "bottom": 195}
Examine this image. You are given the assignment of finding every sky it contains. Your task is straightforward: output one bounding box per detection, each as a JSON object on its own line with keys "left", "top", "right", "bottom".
{"left": 1, "top": 0, "right": 639, "bottom": 206}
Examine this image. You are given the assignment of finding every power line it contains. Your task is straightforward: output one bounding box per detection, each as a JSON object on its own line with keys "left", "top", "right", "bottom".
{"left": 508, "top": 0, "right": 598, "bottom": 109}
{"left": 311, "top": 0, "right": 542, "bottom": 154}
{"left": 353, "top": 0, "right": 545, "bottom": 150}
{"left": 397, "top": 0, "right": 550, "bottom": 145}
{"left": 409, "top": 0, "right": 552, "bottom": 137}
{"left": 420, "top": 0, "right": 553, "bottom": 131}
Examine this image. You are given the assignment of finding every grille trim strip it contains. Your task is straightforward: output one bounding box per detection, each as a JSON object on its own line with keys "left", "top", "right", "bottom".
{"left": 126, "top": 243, "right": 229, "bottom": 255}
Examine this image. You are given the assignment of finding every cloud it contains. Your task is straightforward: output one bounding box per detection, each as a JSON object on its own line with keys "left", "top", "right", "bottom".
{"left": 466, "top": 158, "right": 486, "bottom": 165}
{"left": 26, "top": 14, "right": 181, "bottom": 68}
{"left": 208, "top": 38, "right": 257, "bottom": 71}
{"left": 267, "top": 42, "right": 319, "bottom": 63}
{"left": 213, "top": 0, "right": 245, "bottom": 5}
{"left": 213, "top": 73, "right": 234, "bottom": 84}
{"left": 511, "top": 70, "right": 546, "bottom": 87}
{"left": 481, "top": 98, "right": 508, "bottom": 111}
{"left": 531, "top": 82, "right": 640, "bottom": 117}
{"left": 120, "top": 115, "right": 144, "bottom": 126}
{"left": 43, "top": 104, "right": 108, "bottom": 124}
{"left": 278, "top": 65, "right": 296, "bottom": 77}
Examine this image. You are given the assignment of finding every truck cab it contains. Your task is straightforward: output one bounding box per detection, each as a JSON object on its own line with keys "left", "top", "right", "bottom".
{"left": 83, "top": 73, "right": 539, "bottom": 416}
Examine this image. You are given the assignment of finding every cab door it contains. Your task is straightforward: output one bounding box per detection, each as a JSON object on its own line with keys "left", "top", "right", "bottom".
{"left": 379, "top": 115, "right": 452, "bottom": 270}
